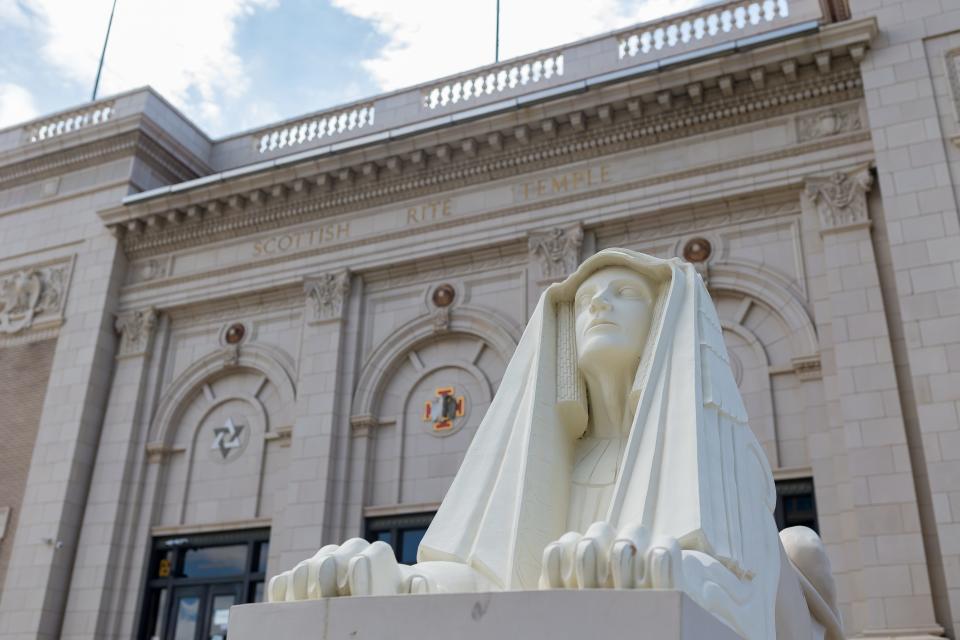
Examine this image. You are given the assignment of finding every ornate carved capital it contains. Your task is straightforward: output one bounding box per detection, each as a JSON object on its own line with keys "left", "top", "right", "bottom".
{"left": 804, "top": 168, "right": 872, "bottom": 233}
{"left": 0, "top": 263, "right": 70, "bottom": 335}
{"left": 304, "top": 270, "right": 351, "bottom": 324}
{"left": 528, "top": 224, "right": 583, "bottom": 282}
{"left": 115, "top": 306, "right": 158, "bottom": 357}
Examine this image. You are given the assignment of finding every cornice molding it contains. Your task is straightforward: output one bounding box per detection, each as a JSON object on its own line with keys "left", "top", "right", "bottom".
{"left": 0, "top": 128, "right": 201, "bottom": 192}
{"left": 122, "top": 130, "right": 870, "bottom": 296}
{"left": 114, "top": 59, "right": 867, "bottom": 257}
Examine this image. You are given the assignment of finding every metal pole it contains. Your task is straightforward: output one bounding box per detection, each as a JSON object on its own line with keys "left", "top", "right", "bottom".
{"left": 92, "top": 0, "right": 118, "bottom": 101}
{"left": 495, "top": 0, "right": 500, "bottom": 62}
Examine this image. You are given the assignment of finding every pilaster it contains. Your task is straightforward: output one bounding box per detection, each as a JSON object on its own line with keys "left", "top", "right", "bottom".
{"left": 0, "top": 237, "right": 123, "bottom": 640}
{"left": 803, "top": 168, "right": 942, "bottom": 638}
{"left": 60, "top": 307, "right": 159, "bottom": 639}
{"left": 273, "top": 269, "right": 355, "bottom": 574}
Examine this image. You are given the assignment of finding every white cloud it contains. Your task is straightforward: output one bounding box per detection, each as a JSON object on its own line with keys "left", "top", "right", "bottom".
{"left": 15, "top": 0, "right": 278, "bottom": 134}
{"left": 330, "top": 0, "right": 713, "bottom": 92}
{"left": 0, "top": 82, "right": 38, "bottom": 128}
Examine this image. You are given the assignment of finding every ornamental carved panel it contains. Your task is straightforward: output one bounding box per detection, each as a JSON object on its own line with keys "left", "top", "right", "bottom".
{"left": 0, "top": 261, "right": 72, "bottom": 335}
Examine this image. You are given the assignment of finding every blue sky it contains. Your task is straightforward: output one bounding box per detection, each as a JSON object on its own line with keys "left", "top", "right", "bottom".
{"left": 0, "top": 0, "right": 710, "bottom": 138}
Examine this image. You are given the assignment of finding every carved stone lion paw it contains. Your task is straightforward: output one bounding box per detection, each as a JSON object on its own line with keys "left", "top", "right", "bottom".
{"left": 268, "top": 538, "right": 422, "bottom": 601}
{"left": 539, "top": 521, "right": 682, "bottom": 590}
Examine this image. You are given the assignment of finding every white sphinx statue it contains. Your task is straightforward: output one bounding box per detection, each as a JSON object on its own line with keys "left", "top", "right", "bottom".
{"left": 269, "top": 249, "right": 842, "bottom": 640}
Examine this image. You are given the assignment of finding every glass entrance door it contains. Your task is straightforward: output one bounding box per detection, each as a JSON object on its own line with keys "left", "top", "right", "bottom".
{"left": 204, "top": 583, "right": 242, "bottom": 640}
{"left": 141, "top": 529, "right": 269, "bottom": 640}
{"left": 168, "top": 586, "right": 203, "bottom": 640}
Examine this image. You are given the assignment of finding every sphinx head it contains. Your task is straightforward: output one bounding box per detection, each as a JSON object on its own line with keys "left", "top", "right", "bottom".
{"left": 573, "top": 266, "right": 657, "bottom": 378}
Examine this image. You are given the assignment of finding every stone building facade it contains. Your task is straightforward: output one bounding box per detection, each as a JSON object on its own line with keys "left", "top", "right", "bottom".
{"left": 1, "top": 0, "right": 959, "bottom": 637}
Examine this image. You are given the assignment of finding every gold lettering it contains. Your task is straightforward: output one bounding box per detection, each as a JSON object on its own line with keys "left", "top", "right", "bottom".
{"left": 253, "top": 241, "right": 265, "bottom": 256}
{"left": 337, "top": 222, "right": 350, "bottom": 238}
{"left": 519, "top": 164, "right": 614, "bottom": 201}
{"left": 405, "top": 200, "right": 455, "bottom": 225}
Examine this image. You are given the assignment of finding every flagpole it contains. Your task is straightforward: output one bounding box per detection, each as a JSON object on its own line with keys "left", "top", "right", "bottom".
{"left": 91, "top": 0, "right": 118, "bottom": 101}
{"left": 495, "top": 0, "right": 501, "bottom": 62}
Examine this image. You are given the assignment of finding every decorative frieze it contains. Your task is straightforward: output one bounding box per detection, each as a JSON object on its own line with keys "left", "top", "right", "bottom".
{"left": 304, "top": 270, "right": 351, "bottom": 324}
{"left": 804, "top": 168, "right": 872, "bottom": 233}
{"left": 796, "top": 104, "right": 861, "bottom": 142}
{"left": 528, "top": 225, "right": 583, "bottom": 281}
{"left": 113, "top": 61, "right": 868, "bottom": 257}
{"left": 0, "top": 262, "right": 71, "bottom": 335}
{"left": 115, "top": 306, "right": 158, "bottom": 357}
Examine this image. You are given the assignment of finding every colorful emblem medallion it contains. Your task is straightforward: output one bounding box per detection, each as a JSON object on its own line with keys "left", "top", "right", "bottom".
{"left": 423, "top": 386, "right": 466, "bottom": 432}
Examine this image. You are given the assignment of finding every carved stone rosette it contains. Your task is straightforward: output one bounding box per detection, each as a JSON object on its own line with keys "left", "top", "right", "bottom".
{"left": 115, "top": 306, "right": 158, "bottom": 357}
{"left": 804, "top": 168, "right": 873, "bottom": 233}
{"left": 0, "top": 263, "right": 70, "bottom": 335}
{"left": 528, "top": 225, "right": 584, "bottom": 282}
{"left": 304, "top": 270, "right": 351, "bottom": 324}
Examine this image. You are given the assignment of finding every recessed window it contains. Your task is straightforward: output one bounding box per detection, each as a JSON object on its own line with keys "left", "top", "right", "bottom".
{"left": 140, "top": 529, "right": 268, "bottom": 640}
{"left": 365, "top": 513, "right": 434, "bottom": 565}
{"left": 774, "top": 478, "right": 819, "bottom": 533}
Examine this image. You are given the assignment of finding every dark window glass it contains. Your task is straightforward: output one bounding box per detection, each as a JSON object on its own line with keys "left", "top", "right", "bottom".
{"left": 255, "top": 541, "right": 270, "bottom": 574}
{"left": 400, "top": 528, "right": 428, "bottom": 565}
{"left": 365, "top": 513, "right": 435, "bottom": 564}
{"left": 774, "top": 478, "right": 819, "bottom": 533}
{"left": 182, "top": 545, "right": 247, "bottom": 578}
{"left": 139, "top": 529, "right": 268, "bottom": 640}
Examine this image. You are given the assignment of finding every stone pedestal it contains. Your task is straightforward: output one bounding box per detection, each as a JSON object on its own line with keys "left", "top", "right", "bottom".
{"left": 229, "top": 590, "right": 741, "bottom": 639}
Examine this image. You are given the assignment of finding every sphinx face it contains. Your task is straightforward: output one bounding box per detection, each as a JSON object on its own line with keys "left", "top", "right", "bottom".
{"left": 574, "top": 266, "right": 656, "bottom": 373}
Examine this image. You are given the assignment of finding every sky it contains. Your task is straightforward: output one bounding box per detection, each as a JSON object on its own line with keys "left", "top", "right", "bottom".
{"left": 0, "top": 0, "right": 713, "bottom": 138}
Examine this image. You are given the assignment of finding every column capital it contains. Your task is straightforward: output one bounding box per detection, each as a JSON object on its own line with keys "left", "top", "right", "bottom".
{"left": 528, "top": 224, "right": 583, "bottom": 282}
{"left": 304, "top": 269, "right": 351, "bottom": 325}
{"left": 114, "top": 306, "right": 158, "bottom": 358}
{"left": 804, "top": 167, "right": 873, "bottom": 234}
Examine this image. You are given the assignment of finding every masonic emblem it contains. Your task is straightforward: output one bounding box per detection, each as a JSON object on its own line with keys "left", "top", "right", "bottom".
{"left": 423, "top": 386, "right": 465, "bottom": 432}
{"left": 211, "top": 417, "right": 246, "bottom": 460}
